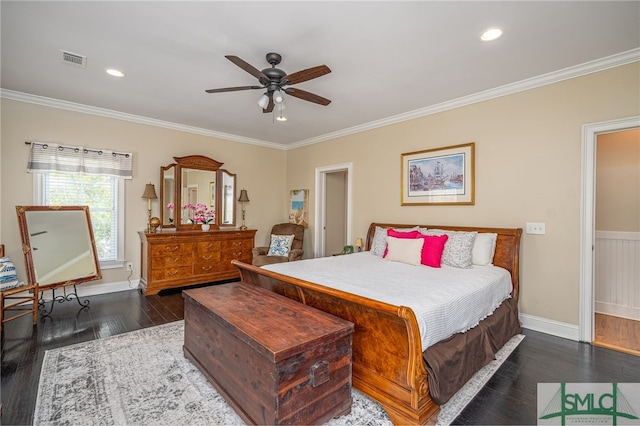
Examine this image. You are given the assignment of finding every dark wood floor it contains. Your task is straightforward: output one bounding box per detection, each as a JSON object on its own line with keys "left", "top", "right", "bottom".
{"left": 2, "top": 287, "right": 639, "bottom": 426}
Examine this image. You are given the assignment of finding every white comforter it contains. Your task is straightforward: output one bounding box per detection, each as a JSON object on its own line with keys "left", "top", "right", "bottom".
{"left": 263, "top": 252, "right": 512, "bottom": 350}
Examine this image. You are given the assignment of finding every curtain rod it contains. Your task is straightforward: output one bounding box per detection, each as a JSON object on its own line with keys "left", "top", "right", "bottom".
{"left": 25, "top": 141, "right": 131, "bottom": 158}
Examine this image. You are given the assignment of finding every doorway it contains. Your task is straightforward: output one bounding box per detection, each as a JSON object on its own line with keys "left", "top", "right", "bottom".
{"left": 580, "top": 116, "right": 640, "bottom": 353}
{"left": 314, "top": 163, "right": 353, "bottom": 258}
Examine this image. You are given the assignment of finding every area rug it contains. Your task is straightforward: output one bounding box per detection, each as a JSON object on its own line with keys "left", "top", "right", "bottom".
{"left": 34, "top": 321, "right": 523, "bottom": 426}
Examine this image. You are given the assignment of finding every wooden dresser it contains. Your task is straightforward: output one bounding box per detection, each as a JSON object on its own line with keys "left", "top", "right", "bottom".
{"left": 138, "top": 228, "right": 256, "bottom": 295}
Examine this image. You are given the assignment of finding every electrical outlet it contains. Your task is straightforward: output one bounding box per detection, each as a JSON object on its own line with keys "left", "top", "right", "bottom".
{"left": 525, "top": 222, "right": 546, "bottom": 235}
{"left": 126, "top": 262, "right": 133, "bottom": 272}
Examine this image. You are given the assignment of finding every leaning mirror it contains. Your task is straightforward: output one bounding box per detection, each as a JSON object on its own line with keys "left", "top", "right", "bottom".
{"left": 16, "top": 205, "right": 102, "bottom": 290}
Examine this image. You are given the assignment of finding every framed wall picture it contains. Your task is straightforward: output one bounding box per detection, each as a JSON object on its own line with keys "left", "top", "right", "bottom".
{"left": 289, "top": 189, "right": 309, "bottom": 228}
{"left": 401, "top": 142, "right": 475, "bottom": 205}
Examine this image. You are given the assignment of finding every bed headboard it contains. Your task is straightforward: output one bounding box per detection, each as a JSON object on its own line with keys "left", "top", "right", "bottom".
{"left": 365, "top": 223, "right": 522, "bottom": 301}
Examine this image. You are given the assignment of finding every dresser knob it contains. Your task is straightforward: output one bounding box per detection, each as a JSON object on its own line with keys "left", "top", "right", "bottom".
{"left": 201, "top": 266, "right": 213, "bottom": 271}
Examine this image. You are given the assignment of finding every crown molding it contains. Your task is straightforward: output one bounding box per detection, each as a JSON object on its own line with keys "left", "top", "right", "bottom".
{"left": 287, "top": 48, "right": 640, "bottom": 150}
{"left": 2, "top": 48, "right": 638, "bottom": 151}
{"left": 0, "top": 89, "right": 286, "bottom": 151}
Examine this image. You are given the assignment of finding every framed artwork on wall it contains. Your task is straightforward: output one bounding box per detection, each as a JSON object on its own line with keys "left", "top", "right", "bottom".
{"left": 289, "top": 189, "right": 309, "bottom": 228}
{"left": 401, "top": 142, "right": 475, "bottom": 205}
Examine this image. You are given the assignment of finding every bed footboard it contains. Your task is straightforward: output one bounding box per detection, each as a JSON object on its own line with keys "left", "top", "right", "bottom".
{"left": 232, "top": 260, "right": 439, "bottom": 425}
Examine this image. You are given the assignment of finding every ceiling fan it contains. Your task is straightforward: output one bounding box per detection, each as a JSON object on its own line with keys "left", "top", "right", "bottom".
{"left": 205, "top": 53, "right": 331, "bottom": 115}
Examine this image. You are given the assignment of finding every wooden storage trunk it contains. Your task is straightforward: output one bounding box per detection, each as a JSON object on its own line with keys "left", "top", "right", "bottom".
{"left": 183, "top": 282, "right": 354, "bottom": 425}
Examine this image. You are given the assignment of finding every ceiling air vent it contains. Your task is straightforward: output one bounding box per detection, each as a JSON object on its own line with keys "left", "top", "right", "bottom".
{"left": 60, "top": 50, "right": 87, "bottom": 69}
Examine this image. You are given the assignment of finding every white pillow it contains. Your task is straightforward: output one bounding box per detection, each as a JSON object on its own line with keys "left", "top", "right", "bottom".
{"left": 384, "top": 236, "right": 424, "bottom": 266}
{"left": 267, "top": 234, "right": 294, "bottom": 256}
{"left": 423, "top": 229, "right": 477, "bottom": 268}
{"left": 472, "top": 233, "right": 498, "bottom": 265}
{"left": 371, "top": 226, "right": 420, "bottom": 257}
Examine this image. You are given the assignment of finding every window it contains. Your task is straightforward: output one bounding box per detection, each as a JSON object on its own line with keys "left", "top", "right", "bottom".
{"left": 35, "top": 172, "right": 125, "bottom": 267}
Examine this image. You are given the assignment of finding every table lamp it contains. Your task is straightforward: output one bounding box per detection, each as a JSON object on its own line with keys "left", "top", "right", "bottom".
{"left": 238, "top": 189, "right": 250, "bottom": 230}
{"left": 141, "top": 183, "right": 158, "bottom": 233}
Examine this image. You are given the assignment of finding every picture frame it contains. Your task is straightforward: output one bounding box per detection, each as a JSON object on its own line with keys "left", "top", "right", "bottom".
{"left": 209, "top": 182, "right": 215, "bottom": 207}
{"left": 401, "top": 142, "right": 475, "bottom": 205}
{"left": 289, "top": 189, "right": 309, "bottom": 228}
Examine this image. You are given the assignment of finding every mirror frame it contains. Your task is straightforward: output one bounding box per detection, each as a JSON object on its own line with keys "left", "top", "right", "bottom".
{"left": 16, "top": 205, "right": 102, "bottom": 290}
{"left": 160, "top": 155, "right": 236, "bottom": 230}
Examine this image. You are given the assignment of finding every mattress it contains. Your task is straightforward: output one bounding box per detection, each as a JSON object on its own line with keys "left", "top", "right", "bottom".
{"left": 264, "top": 252, "right": 513, "bottom": 350}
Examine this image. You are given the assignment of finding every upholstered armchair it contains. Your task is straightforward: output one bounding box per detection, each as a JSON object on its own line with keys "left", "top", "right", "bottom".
{"left": 252, "top": 223, "right": 304, "bottom": 267}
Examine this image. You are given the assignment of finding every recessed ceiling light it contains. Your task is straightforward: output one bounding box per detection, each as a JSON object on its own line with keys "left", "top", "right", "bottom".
{"left": 480, "top": 28, "right": 503, "bottom": 42}
{"left": 105, "top": 68, "right": 125, "bottom": 78}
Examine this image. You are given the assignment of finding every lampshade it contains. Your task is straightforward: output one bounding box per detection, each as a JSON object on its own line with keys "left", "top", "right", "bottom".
{"left": 355, "top": 238, "right": 363, "bottom": 248}
{"left": 238, "top": 189, "right": 250, "bottom": 203}
{"left": 257, "top": 93, "right": 270, "bottom": 109}
{"left": 141, "top": 183, "right": 157, "bottom": 200}
{"left": 276, "top": 101, "right": 287, "bottom": 122}
{"left": 273, "top": 90, "right": 284, "bottom": 104}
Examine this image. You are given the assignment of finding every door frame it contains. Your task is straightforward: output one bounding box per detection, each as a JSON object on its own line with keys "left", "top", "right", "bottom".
{"left": 314, "top": 163, "right": 353, "bottom": 258}
{"left": 579, "top": 115, "right": 640, "bottom": 342}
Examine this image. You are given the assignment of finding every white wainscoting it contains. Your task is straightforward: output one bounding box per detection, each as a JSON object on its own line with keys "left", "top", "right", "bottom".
{"left": 595, "top": 231, "right": 640, "bottom": 320}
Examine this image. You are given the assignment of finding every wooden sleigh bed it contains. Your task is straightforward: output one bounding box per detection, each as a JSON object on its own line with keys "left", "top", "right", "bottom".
{"left": 232, "top": 222, "right": 522, "bottom": 425}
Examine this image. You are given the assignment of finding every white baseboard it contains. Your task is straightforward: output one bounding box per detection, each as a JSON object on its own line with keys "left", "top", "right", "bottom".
{"left": 519, "top": 313, "right": 580, "bottom": 341}
{"left": 595, "top": 301, "right": 640, "bottom": 321}
{"left": 38, "top": 279, "right": 140, "bottom": 301}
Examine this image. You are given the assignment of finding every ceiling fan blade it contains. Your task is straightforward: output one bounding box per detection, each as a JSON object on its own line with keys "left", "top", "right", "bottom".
{"left": 225, "top": 55, "right": 269, "bottom": 85}
{"left": 284, "top": 88, "right": 331, "bottom": 106}
{"left": 205, "top": 86, "right": 262, "bottom": 93}
{"left": 263, "top": 97, "right": 275, "bottom": 113}
{"left": 282, "top": 65, "right": 331, "bottom": 86}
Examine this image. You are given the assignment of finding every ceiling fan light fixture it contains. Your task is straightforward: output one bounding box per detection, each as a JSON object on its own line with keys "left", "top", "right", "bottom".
{"left": 276, "top": 103, "right": 287, "bottom": 121}
{"left": 257, "top": 93, "right": 270, "bottom": 109}
{"left": 273, "top": 89, "right": 284, "bottom": 104}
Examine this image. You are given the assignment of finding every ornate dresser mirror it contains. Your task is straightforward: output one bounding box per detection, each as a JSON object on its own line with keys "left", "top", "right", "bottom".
{"left": 16, "top": 205, "right": 102, "bottom": 315}
{"left": 160, "top": 155, "right": 236, "bottom": 230}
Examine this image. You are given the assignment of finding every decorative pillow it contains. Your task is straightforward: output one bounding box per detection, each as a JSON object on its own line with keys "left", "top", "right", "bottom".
{"left": 371, "top": 226, "right": 420, "bottom": 257}
{"left": 267, "top": 234, "right": 295, "bottom": 256}
{"left": 383, "top": 229, "right": 421, "bottom": 257}
{"left": 384, "top": 236, "right": 424, "bottom": 266}
{"left": 423, "top": 229, "right": 477, "bottom": 268}
{"left": 415, "top": 234, "right": 448, "bottom": 268}
{"left": 0, "top": 256, "right": 24, "bottom": 291}
{"left": 371, "top": 226, "right": 388, "bottom": 257}
{"left": 472, "top": 233, "right": 498, "bottom": 266}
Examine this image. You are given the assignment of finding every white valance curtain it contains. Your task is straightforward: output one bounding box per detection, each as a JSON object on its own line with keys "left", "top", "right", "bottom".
{"left": 26, "top": 142, "right": 133, "bottom": 179}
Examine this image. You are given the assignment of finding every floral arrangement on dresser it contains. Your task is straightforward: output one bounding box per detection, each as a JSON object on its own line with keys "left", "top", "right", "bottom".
{"left": 167, "top": 202, "right": 215, "bottom": 224}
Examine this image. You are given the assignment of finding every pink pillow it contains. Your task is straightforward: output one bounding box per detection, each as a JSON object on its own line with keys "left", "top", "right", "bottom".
{"left": 383, "top": 229, "right": 421, "bottom": 257}
{"left": 416, "top": 234, "right": 448, "bottom": 267}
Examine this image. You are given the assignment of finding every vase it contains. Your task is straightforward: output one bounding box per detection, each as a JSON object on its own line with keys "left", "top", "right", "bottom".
{"left": 201, "top": 224, "right": 210, "bottom": 231}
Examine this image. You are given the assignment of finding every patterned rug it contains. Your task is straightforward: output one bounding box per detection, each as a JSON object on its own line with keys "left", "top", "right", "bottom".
{"left": 34, "top": 321, "right": 523, "bottom": 426}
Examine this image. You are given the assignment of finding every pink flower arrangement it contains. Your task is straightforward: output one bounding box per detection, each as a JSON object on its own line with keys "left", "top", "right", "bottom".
{"left": 183, "top": 203, "right": 215, "bottom": 224}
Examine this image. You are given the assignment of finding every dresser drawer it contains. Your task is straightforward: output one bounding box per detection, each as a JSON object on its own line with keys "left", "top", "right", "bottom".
{"left": 151, "top": 265, "right": 193, "bottom": 281}
{"left": 221, "top": 238, "right": 253, "bottom": 250}
{"left": 151, "top": 254, "right": 193, "bottom": 269}
{"left": 196, "top": 240, "right": 222, "bottom": 254}
{"left": 150, "top": 242, "right": 193, "bottom": 257}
